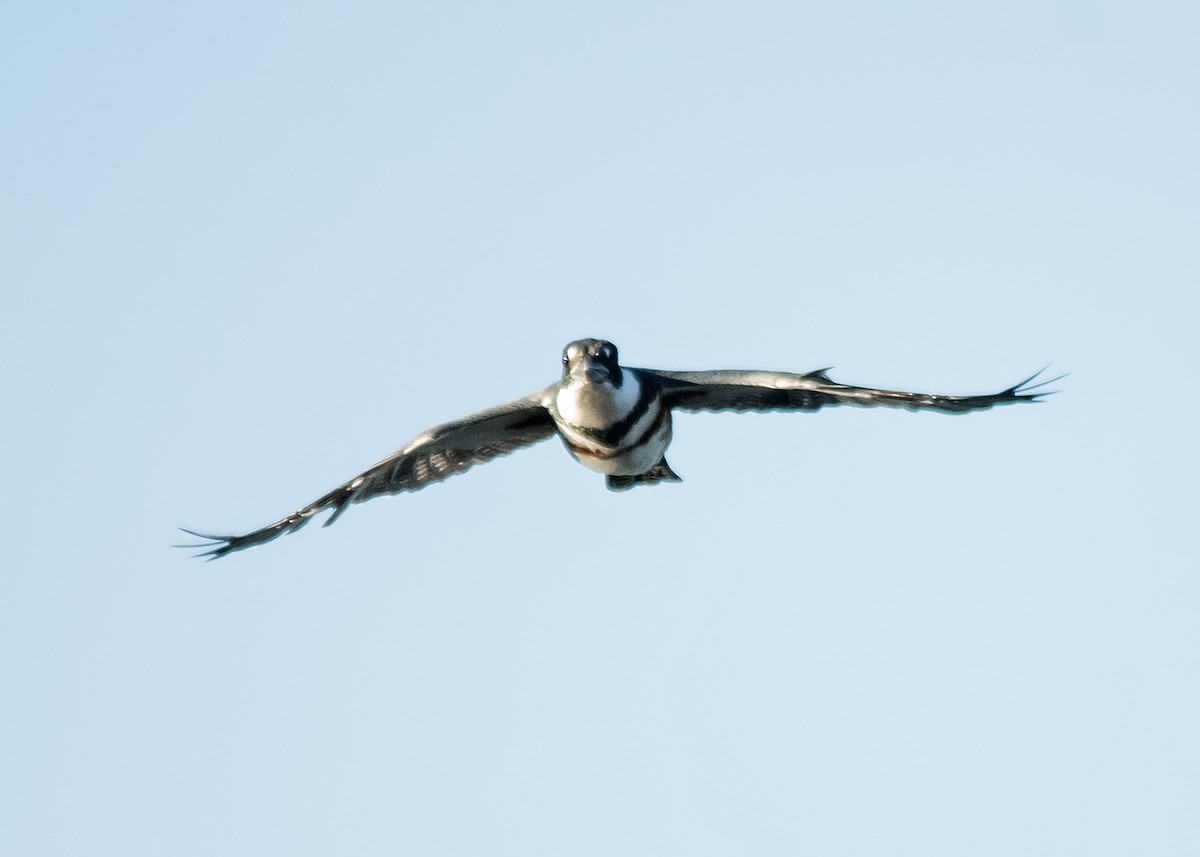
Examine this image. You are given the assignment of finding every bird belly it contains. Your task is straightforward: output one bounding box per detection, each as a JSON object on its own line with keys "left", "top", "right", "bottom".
{"left": 560, "top": 407, "right": 673, "bottom": 476}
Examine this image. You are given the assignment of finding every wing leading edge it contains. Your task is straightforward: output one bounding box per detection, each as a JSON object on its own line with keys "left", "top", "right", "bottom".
{"left": 648, "top": 366, "right": 1062, "bottom": 414}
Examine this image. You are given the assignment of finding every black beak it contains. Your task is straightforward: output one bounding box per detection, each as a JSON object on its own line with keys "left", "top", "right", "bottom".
{"left": 578, "top": 356, "right": 610, "bottom": 382}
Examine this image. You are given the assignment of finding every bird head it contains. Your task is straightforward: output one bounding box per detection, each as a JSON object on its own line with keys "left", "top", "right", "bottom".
{"left": 562, "top": 339, "right": 621, "bottom": 385}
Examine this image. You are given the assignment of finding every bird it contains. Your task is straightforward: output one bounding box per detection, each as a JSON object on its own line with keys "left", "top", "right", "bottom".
{"left": 181, "top": 338, "right": 1060, "bottom": 559}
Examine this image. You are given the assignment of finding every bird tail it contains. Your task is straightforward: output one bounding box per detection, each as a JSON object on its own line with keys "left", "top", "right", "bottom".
{"left": 606, "top": 459, "right": 683, "bottom": 491}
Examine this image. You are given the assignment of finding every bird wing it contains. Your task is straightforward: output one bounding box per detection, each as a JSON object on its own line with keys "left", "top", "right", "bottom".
{"left": 646, "top": 366, "right": 1061, "bottom": 414}
{"left": 181, "top": 388, "right": 558, "bottom": 559}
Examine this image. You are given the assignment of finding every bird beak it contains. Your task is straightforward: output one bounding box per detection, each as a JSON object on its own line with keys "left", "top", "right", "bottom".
{"left": 577, "top": 356, "right": 610, "bottom": 383}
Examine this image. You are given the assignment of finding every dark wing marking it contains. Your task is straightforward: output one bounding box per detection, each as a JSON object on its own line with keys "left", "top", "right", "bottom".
{"left": 647, "top": 366, "right": 1063, "bottom": 414}
{"left": 180, "top": 389, "right": 557, "bottom": 559}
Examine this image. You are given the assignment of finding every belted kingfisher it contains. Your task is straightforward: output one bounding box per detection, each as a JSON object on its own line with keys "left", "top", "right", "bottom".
{"left": 182, "top": 338, "right": 1059, "bottom": 559}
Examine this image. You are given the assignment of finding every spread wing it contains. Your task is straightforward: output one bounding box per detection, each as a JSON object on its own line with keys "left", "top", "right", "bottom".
{"left": 647, "top": 366, "right": 1062, "bottom": 414}
{"left": 181, "top": 389, "right": 557, "bottom": 559}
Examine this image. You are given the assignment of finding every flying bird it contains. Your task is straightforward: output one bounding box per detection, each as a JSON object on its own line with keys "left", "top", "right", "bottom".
{"left": 182, "top": 339, "right": 1059, "bottom": 559}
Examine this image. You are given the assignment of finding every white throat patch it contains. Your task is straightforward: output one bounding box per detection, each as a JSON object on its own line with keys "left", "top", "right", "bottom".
{"left": 555, "top": 371, "right": 642, "bottom": 429}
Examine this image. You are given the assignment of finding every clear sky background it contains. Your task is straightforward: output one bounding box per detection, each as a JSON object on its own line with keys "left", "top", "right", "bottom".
{"left": 3, "top": 2, "right": 1198, "bottom": 855}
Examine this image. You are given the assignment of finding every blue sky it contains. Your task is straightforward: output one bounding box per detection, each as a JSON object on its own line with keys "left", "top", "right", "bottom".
{"left": 3, "top": 2, "right": 1198, "bottom": 855}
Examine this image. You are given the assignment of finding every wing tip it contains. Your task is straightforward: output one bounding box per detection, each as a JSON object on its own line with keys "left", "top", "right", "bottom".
{"left": 175, "top": 527, "right": 242, "bottom": 560}
{"left": 1008, "top": 365, "right": 1068, "bottom": 402}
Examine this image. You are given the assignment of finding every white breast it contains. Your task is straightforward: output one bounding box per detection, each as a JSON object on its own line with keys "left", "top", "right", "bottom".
{"left": 553, "top": 371, "right": 673, "bottom": 475}
{"left": 554, "top": 372, "right": 643, "bottom": 428}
